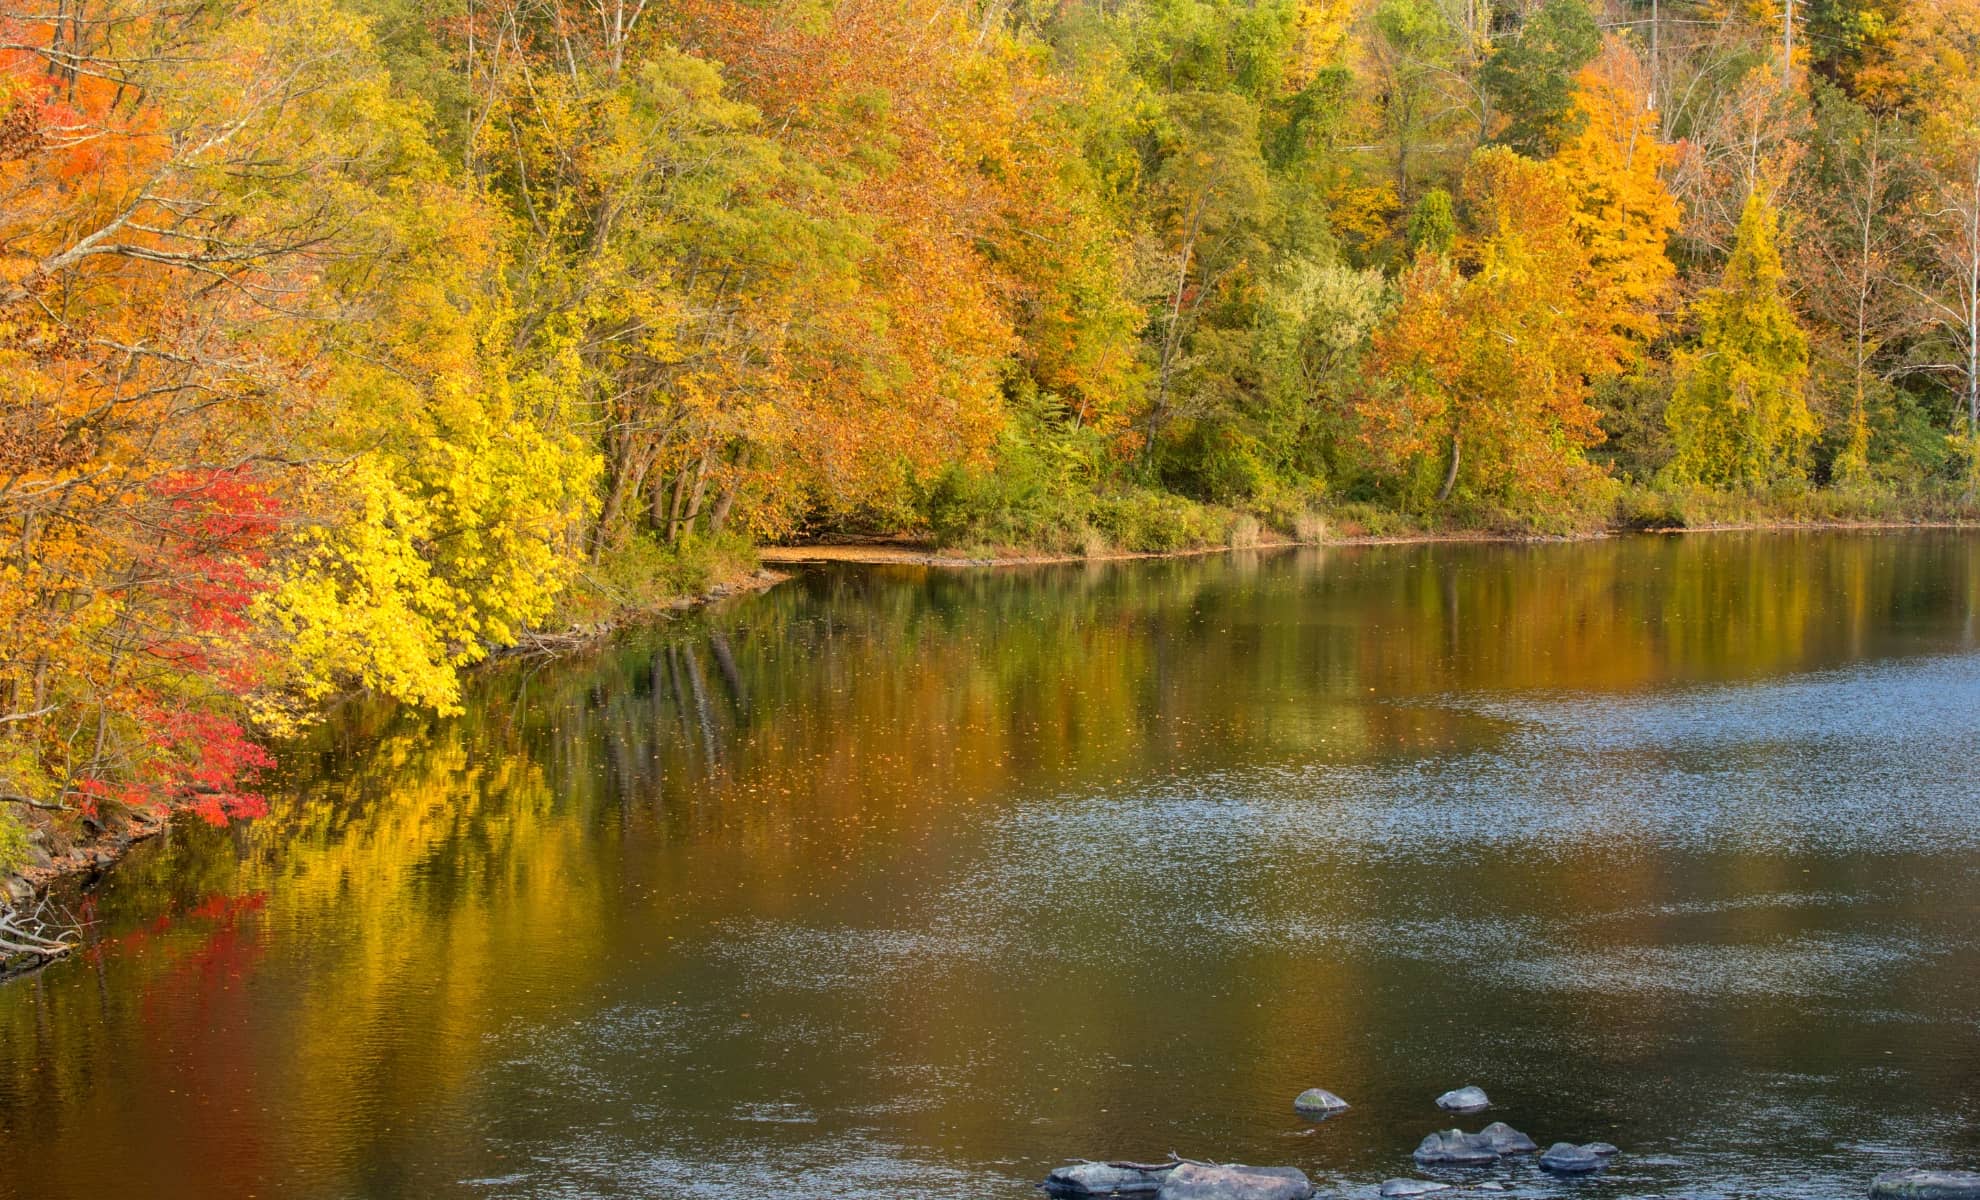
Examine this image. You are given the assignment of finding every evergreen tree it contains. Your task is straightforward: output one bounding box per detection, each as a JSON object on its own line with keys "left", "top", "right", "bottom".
{"left": 1407, "top": 188, "right": 1458, "bottom": 256}
{"left": 1482, "top": 0, "right": 1602, "bottom": 156}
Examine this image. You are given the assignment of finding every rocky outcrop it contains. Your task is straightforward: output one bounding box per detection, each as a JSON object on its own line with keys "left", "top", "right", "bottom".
{"left": 1412, "top": 1123, "right": 1536, "bottom": 1166}
{"left": 1434, "top": 1086, "right": 1489, "bottom": 1112}
{"left": 1412, "top": 1130, "right": 1500, "bottom": 1166}
{"left": 1155, "top": 1163, "right": 1314, "bottom": 1200}
{"left": 1042, "top": 1161, "right": 1170, "bottom": 1195}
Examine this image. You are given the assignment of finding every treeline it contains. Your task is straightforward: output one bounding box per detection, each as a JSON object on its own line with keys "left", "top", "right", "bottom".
{"left": 2, "top": 0, "right": 1980, "bottom": 837}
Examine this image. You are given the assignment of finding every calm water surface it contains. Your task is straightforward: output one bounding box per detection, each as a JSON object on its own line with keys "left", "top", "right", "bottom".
{"left": 5, "top": 533, "right": 1980, "bottom": 1199}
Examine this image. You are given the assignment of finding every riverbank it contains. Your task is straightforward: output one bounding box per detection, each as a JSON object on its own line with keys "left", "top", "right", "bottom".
{"left": 0, "top": 562, "right": 793, "bottom": 956}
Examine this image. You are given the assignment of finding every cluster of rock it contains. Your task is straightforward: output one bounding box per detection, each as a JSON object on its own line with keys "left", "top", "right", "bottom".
{"left": 1042, "top": 1086, "right": 1980, "bottom": 1199}
{"left": 1410, "top": 1122, "right": 1538, "bottom": 1166}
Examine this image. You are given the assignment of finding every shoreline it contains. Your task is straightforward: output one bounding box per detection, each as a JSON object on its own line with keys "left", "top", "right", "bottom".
{"left": 8, "top": 516, "right": 1978, "bottom": 940}
{"left": 759, "top": 517, "right": 1980, "bottom": 569}
{"left": 0, "top": 565, "right": 793, "bottom": 960}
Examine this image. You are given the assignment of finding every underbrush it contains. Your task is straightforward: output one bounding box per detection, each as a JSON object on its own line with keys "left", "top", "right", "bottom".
{"left": 554, "top": 530, "right": 761, "bottom": 627}
{"left": 1616, "top": 481, "right": 1980, "bottom": 529}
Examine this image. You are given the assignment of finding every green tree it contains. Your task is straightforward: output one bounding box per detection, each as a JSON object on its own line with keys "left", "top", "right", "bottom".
{"left": 1666, "top": 191, "right": 1817, "bottom": 487}
{"left": 1482, "top": 0, "right": 1602, "bottom": 156}
{"left": 1366, "top": 0, "right": 1469, "bottom": 205}
{"left": 1407, "top": 187, "right": 1457, "bottom": 255}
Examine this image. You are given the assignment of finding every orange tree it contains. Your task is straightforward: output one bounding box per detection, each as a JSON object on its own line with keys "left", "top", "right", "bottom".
{"left": 1361, "top": 146, "right": 1620, "bottom": 523}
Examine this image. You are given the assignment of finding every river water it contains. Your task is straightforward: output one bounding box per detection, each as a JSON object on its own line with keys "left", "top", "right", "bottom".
{"left": 4, "top": 533, "right": 1980, "bottom": 1199}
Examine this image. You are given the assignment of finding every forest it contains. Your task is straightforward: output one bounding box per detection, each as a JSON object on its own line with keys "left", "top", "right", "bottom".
{"left": 3, "top": 0, "right": 1980, "bottom": 842}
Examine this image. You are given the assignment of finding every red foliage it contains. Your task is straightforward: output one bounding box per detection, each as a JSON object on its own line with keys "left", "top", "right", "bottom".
{"left": 78, "top": 707, "right": 273, "bottom": 825}
{"left": 149, "top": 467, "right": 283, "bottom": 639}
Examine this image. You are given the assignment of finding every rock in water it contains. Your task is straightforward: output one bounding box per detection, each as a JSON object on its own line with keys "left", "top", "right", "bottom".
{"left": 1410, "top": 1123, "right": 1536, "bottom": 1165}
{"left": 1871, "top": 1170, "right": 1980, "bottom": 1199}
{"left": 1435, "top": 1086, "right": 1490, "bottom": 1112}
{"left": 1292, "top": 1088, "right": 1350, "bottom": 1116}
{"left": 1478, "top": 1122, "right": 1538, "bottom": 1154}
{"left": 1043, "top": 1162, "right": 1168, "bottom": 1195}
{"left": 1380, "top": 1181, "right": 1454, "bottom": 1197}
{"left": 1584, "top": 1142, "right": 1619, "bottom": 1158}
{"left": 1538, "top": 1144, "right": 1606, "bottom": 1174}
{"left": 1413, "top": 1130, "right": 1501, "bottom": 1166}
{"left": 1155, "top": 1163, "right": 1314, "bottom": 1200}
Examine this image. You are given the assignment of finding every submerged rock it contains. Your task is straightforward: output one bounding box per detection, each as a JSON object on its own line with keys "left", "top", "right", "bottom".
{"left": 1043, "top": 1161, "right": 1169, "bottom": 1195}
{"left": 1478, "top": 1122, "right": 1538, "bottom": 1154}
{"left": 1379, "top": 1181, "right": 1454, "bottom": 1197}
{"left": 1584, "top": 1143, "right": 1619, "bottom": 1158}
{"left": 1435, "top": 1086, "right": 1490, "bottom": 1112}
{"left": 1413, "top": 1130, "right": 1501, "bottom": 1167}
{"left": 1871, "top": 1170, "right": 1980, "bottom": 1199}
{"left": 1293, "top": 1088, "right": 1350, "bottom": 1116}
{"left": 1538, "top": 1144, "right": 1607, "bottom": 1174}
{"left": 1156, "top": 1163, "right": 1314, "bottom": 1200}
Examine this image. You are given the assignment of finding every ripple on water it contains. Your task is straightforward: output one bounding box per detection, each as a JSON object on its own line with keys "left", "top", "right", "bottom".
{"left": 462, "top": 1130, "right": 1023, "bottom": 1199}
{"left": 705, "top": 919, "right": 1009, "bottom": 991}
{"left": 1489, "top": 932, "right": 1940, "bottom": 999}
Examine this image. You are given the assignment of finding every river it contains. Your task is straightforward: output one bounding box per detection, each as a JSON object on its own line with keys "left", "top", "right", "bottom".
{"left": 3, "top": 533, "right": 1980, "bottom": 1199}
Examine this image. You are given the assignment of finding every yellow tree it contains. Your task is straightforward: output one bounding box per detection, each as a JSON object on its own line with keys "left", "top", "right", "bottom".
{"left": 1551, "top": 37, "right": 1682, "bottom": 346}
{"left": 1666, "top": 190, "right": 1817, "bottom": 487}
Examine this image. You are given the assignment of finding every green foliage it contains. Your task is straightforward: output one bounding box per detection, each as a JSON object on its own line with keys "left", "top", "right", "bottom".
{"left": 575, "top": 531, "right": 761, "bottom": 625}
{"left": 1092, "top": 491, "right": 1230, "bottom": 553}
{"left": 921, "top": 399, "right": 1114, "bottom": 555}
{"left": 1406, "top": 189, "right": 1458, "bottom": 256}
{"left": 0, "top": 810, "right": 26, "bottom": 877}
{"left": 1592, "top": 368, "right": 1677, "bottom": 482}
{"left": 1482, "top": 0, "right": 1603, "bottom": 155}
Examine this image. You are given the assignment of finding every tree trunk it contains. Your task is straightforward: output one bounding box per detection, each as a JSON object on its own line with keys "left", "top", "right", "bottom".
{"left": 709, "top": 479, "right": 739, "bottom": 535}
{"left": 1436, "top": 428, "right": 1462, "bottom": 503}
{"left": 676, "top": 450, "right": 712, "bottom": 546}
{"left": 591, "top": 432, "right": 648, "bottom": 560}
{"left": 662, "top": 463, "right": 690, "bottom": 542}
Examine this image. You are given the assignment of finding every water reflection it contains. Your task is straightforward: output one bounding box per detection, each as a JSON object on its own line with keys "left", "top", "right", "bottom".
{"left": 3, "top": 533, "right": 1980, "bottom": 1200}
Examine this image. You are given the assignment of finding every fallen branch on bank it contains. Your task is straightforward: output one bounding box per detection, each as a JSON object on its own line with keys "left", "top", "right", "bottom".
{"left": 0, "top": 896, "right": 80, "bottom": 961}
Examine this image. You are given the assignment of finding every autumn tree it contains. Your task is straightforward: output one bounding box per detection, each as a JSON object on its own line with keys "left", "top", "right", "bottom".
{"left": 1363, "top": 147, "right": 1618, "bottom": 516}
{"left": 0, "top": 0, "right": 597, "bottom": 832}
{"left": 1794, "top": 85, "right": 1922, "bottom": 482}
{"left": 0, "top": 0, "right": 398, "bottom": 823}
{"left": 1362, "top": 0, "right": 1473, "bottom": 206}
{"left": 1878, "top": 0, "right": 1980, "bottom": 486}
{"left": 1552, "top": 37, "right": 1682, "bottom": 345}
{"left": 1666, "top": 190, "right": 1818, "bottom": 486}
